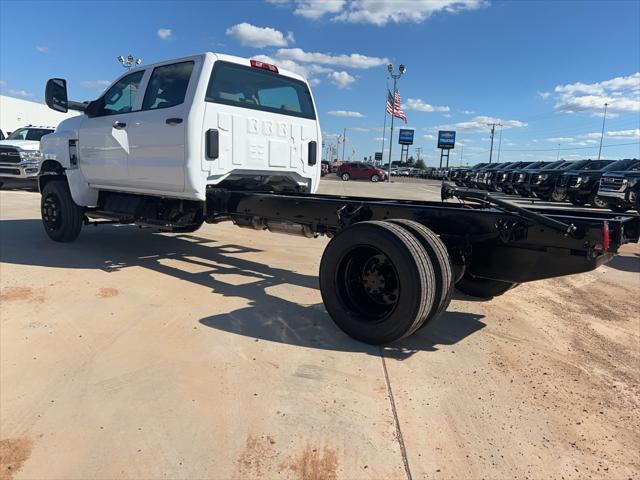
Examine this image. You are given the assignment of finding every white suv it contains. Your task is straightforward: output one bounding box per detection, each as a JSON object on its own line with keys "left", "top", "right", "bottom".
{"left": 0, "top": 126, "right": 53, "bottom": 186}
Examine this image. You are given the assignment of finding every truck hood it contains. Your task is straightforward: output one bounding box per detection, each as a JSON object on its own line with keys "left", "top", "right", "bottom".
{"left": 603, "top": 171, "right": 640, "bottom": 178}
{"left": 0, "top": 139, "right": 40, "bottom": 151}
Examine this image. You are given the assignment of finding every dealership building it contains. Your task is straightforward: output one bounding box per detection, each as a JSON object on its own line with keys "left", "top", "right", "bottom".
{"left": 0, "top": 95, "right": 78, "bottom": 135}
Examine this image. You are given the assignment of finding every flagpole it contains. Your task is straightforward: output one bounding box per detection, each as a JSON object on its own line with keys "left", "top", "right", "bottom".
{"left": 387, "top": 80, "right": 396, "bottom": 183}
{"left": 386, "top": 63, "right": 406, "bottom": 183}
{"left": 380, "top": 79, "right": 389, "bottom": 167}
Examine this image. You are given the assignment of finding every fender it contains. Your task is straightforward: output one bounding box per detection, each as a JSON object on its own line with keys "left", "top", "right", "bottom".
{"left": 40, "top": 116, "right": 99, "bottom": 206}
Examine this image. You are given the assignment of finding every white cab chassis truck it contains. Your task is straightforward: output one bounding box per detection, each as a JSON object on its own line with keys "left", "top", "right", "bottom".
{"left": 39, "top": 52, "right": 639, "bottom": 345}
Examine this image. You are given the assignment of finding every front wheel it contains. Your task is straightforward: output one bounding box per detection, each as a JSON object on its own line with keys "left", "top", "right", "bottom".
{"left": 41, "top": 179, "right": 84, "bottom": 242}
{"left": 550, "top": 187, "right": 567, "bottom": 202}
{"left": 370, "top": 174, "right": 380, "bottom": 182}
{"left": 455, "top": 272, "right": 518, "bottom": 299}
{"left": 588, "top": 192, "right": 607, "bottom": 209}
{"left": 341, "top": 172, "right": 350, "bottom": 181}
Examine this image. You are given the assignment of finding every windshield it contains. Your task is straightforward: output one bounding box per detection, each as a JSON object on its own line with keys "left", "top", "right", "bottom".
{"left": 541, "top": 160, "right": 566, "bottom": 170}
{"left": 206, "top": 61, "right": 316, "bottom": 120}
{"left": 6, "top": 127, "right": 54, "bottom": 141}
{"left": 603, "top": 159, "right": 640, "bottom": 172}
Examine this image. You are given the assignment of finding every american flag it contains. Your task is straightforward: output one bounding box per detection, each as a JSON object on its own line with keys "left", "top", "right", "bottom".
{"left": 386, "top": 88, "right": 408, "bottom": 123}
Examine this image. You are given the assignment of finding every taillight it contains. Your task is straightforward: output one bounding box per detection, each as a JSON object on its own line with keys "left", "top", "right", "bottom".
{"left": 603, "top": 220, "right": 610, "bottom": 251}
{"left": 250, "top": 59, "right": 278, "bottom": 73}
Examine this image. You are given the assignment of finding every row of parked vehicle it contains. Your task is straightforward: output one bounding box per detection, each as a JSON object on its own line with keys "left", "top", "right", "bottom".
{"left": 449, "top": 159, "right": 640, "bottom": 213}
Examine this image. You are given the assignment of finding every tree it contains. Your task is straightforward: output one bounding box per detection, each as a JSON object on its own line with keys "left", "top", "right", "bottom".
{"left": 407, "top": 155, "right": 415, "bottom": 165}
{"left": 414, "top": 158, "right": 426, "bottom": 169}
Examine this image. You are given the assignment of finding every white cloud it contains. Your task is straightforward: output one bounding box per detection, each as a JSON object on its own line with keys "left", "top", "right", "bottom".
{"left": 80, "top": 80, "right": 111, "bottom": 89}
{"left": 274, "top": 48, "right": 388, "bottom": 69}
{"left": 461, "top": 110, "right": 475, "bottom": 115}
{"left": 225, "top": 23, "right": 294, "bottom": 48}
{"left": 0, "top": 80, "right": 6, "bottom": 86}
{"left": 537, "top": 91, "right": 551, "bottom": 100}
{"left": 252, "top": 54, "right": 330, "bottom": 85}
{"left": 328, "top": 110, "right": 365, "bottom": 117}
{"left": 553, "top": 72, "right": 640, "bottom": 113}
{"left": 7, "top": 89, "right": 34, "bottom": 98}
{"left": 580, "top": 129, "right": 640, "bottom": 140}
{"left": 374, "top": 137, "right": 384, "bottom": 141}
{"left": 157, "top": 28, "right": 173, "bottom": 40}
{"left": 423, "top": 134, "right": 436, "bottom": 140}
{"left": 545, "top": 137, "right": 574, "bottom": 142}
{"left": 293, "top": 0, "right": 346, "bottom": 19}
{"left": 436, "top": 115, "right": 527, "bottom": 132}
{"left": 404, "top": 98, "right": 450, "bottom": 112}
{"left": 327, "top": 71, "right": 356, "bottom": 89}
{"left": 349, "top": 127, "right": 370, "bottom": 132}
{"left": 276, "top": 0, "right": 485, "bottom": 25}
{"left": 36, "top": 46, "right": 49, "bottom": 53}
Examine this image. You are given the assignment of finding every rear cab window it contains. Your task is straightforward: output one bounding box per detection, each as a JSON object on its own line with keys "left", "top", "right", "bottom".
{"left": 142, "top": 61, "right": 194, "bottom": 110}
{"left": 205, "top": 61, "right": 316, "bottom": 120}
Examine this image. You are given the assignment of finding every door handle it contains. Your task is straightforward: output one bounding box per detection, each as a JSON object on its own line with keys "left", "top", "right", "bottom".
{"left": 166, "top": 117, "right": 183, "bottom": 125}
{"left": 113, "top": 121, "right": 126, "bottom": 129}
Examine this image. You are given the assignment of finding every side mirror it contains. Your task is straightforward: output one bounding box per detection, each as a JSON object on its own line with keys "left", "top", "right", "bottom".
{"left": 45, "top": 78, "right": 68, "bottom": 113}
{"left": 84, "top": 99, "right": 102, "bottom": 118}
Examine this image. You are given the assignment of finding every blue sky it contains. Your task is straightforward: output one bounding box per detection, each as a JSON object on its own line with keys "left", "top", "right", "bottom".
{"left": 1, "top": 0, "right": 639, "bottom": 165}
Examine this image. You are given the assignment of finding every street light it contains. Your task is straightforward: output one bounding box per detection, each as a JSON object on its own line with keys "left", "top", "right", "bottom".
{"left": 597, "top": 102, "right": 609, "bottom": 161}
{"left": 386, "top": 63, "right": 406, "bottom": 182}
{"left": 117, "top": 54, "right": 142, "bottom": 70}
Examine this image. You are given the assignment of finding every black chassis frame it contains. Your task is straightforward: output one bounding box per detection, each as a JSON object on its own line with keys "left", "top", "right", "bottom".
{"left": 205, "top": 186, "right": 640, "bottom": 284}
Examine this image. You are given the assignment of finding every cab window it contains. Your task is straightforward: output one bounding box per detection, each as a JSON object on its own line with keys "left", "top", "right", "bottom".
{"left": 6, "top": 127, "right": 54, "bottom": 141}
{"left": 142, "top": 61, "right": 194, "bottom": 110}
{"left": 95, "top": 70, "right": 144, "bottom": 116}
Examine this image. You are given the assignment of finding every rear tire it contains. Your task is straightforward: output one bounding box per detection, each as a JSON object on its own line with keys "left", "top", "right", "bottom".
{"left": 341, "top": 172, "right": 350, "bottom": 181}
{"left": 319, "top": 221, "right": 436, "bottom": 345}
{"left": 388, "top": 220, "right": 453, "bottom": 329}
{"left": 41, "top": 179, "right": 84, "bottom": 242}
{"left": 455, "top": 272, "right": 518, "bottom": 300}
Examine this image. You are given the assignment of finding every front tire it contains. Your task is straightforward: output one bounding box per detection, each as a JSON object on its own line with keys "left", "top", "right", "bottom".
{"left": 341, "top": 172, "right": 350, "bottom": 181}
{"left": 370, "top": 174, "right": 380, "bottom": 182}
{"left": 550, "top": 187, "right": 567, "bottom": 202}
{"left": 455, "top": 272, "right": 518, "bottom": 299}
{"left": 319, "top": 221, "right": 436, "bottom": 345}
{"left": 41, "top": 179, "right": 84, "bottom": 242}
{"left": 588, "top": 192, "right": 607, "bottom": 209}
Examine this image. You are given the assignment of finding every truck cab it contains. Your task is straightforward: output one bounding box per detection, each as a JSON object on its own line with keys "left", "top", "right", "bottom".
{"left": 597, "top": 159, "right": 640, "bottom": 212}
{"left": 41, "top": 53, "right": 321, "bottom": 205}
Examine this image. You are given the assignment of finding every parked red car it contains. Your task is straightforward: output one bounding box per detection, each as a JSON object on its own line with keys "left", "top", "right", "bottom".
{"left": 337, "top": 162, "right": 386, "bottom": 182}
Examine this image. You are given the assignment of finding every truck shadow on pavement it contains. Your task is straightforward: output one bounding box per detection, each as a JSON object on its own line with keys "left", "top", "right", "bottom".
{"left": 0, "top": 219, "right": 486, "bottom": 359}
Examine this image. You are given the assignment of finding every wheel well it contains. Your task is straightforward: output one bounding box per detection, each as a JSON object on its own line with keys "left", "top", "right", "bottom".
{"left": 38, "top": 160, "right": 65, "bottom": 193}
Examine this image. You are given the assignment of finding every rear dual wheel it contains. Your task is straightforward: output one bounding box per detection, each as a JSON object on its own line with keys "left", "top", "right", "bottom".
{"left": 319, "top": 220, "right": 452, "bottom": 345}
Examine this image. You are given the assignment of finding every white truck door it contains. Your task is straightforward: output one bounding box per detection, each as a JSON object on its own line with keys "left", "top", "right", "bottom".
{"left": 202, "top": 60, "right": 320, "bottom": 192}
{"left": 127, "top": 60, "right": 196, "bottom": 192}
{"left": 78, "top": 70, "right": 145, "bottom": 187}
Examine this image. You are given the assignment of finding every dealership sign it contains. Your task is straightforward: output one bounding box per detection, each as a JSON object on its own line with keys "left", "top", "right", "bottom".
{"left": 437, "top": 130, "right": 456, "bottom": 149}
{"left": 398, "top": 129, "right": 414, "bottom": 145}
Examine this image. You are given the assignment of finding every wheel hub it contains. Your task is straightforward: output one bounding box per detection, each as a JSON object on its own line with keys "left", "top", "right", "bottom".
{"left": 362, "top": 254, "right": 398, "bottom": 305}
{"left": 42, "top": 194, "right": 61, "bottom": 229}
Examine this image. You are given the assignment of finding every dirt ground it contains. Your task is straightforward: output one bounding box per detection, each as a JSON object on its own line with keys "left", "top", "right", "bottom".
{"left": 1, "top": 181, "right": 638, "bottom": 480}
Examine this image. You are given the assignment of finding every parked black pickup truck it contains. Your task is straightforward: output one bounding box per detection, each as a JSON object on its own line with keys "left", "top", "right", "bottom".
{"left": 476, "top": 163, "right": 511, "bottom": 190}
{"left": 531, "top": 160, "right": 605, "bottom": 202}
{"left": 496, "top": 162, "right": 534, "bottom": 193}
{"left": 484, "top": 162, "right": 516, "bottom": 191}
{"left": 559, "top": 159, "right": 616, "bottom": 206}
{"left": 512, "top": 161, "right": 549, "bottom": 197}
{"left": 518, "top": 160, "right": 569, "bottom": 198}
{"left": 462, "top": 163, "right": 489, "bottom": 187}
{"left": 597, "top": 159, "right": 640, "bottom": 212}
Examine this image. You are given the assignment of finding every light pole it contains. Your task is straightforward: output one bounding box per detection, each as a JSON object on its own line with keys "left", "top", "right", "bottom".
{"left": 117, "top": 54, "right": 142, "bottom": 70}
{"left": 341, "top": 127, "right": 347, "bottom": 163}
{"left": 597, "top": 102, "right": 609, "bottom": 161}
{"left": 386, "top": 63, "right": 406, "bottom": 182}
{"left": 556, "top": 143, "right": 561, "bottom": 161}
